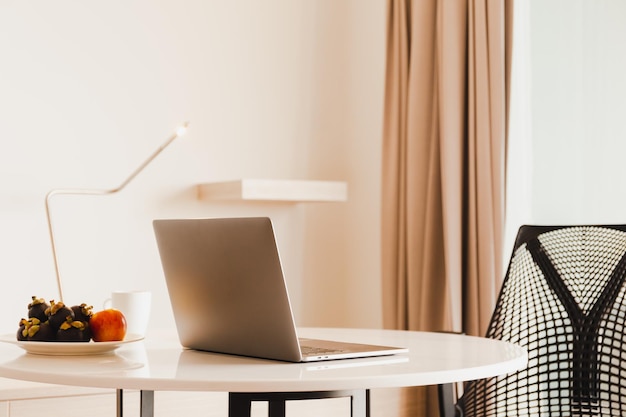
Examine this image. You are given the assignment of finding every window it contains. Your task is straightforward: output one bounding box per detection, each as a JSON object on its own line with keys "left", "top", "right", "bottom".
{"left": 505, "top": 0, "right": 626, "bottom": 263}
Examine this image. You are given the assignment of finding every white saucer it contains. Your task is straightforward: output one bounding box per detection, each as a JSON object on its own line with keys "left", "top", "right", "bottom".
{"left": 0, "top": 333, "right": 144, "bottom": 356}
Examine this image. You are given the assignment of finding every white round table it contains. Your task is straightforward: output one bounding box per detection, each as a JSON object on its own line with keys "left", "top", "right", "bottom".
{"left": 0, "top": 328, "right": 527, "bottom": 417}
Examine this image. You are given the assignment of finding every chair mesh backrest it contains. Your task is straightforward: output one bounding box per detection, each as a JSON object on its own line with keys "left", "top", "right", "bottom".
{"left": 460, "top": 225, "right": 626, "bottom": 417}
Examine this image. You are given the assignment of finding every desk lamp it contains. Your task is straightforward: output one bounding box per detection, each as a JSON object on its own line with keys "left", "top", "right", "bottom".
{"left": 45, "top": 122, "right": 189, "bottom": 301}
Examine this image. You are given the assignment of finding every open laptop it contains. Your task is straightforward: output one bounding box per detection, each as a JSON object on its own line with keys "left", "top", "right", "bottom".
{"left": 152, "top": 217, "right": 408, "bottom": 362}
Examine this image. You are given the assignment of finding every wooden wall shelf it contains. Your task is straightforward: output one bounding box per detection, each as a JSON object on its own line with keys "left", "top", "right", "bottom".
{"left": 197, "top": 179, "right": 348, "bottom": 203}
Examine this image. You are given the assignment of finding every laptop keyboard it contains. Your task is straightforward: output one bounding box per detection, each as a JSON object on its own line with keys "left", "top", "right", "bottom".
{"left": 300, "top": 345, "right": 348, "bottom": 356}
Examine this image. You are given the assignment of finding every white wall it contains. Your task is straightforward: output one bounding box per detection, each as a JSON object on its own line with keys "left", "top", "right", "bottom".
{"left": 0, "top": 1, "right": 386, "bottom": 336}
{"left": 529, "top": 0, "right": 626, "bottom": 225}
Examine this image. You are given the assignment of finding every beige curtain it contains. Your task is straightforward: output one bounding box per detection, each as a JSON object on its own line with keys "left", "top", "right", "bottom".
{"left": 382, "top": 0, "right": 514, "bottom": 415}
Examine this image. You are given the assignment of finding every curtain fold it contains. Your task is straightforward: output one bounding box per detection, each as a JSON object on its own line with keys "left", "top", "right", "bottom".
{"left": 382, "top": 0, "right": 513, "bottom": 415}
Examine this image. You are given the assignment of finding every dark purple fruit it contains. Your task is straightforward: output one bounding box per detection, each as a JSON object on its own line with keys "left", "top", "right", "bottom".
{"left": 71, "top": 304, "right": 93, "bottom": 323}
{"left": 46, "top": 300, "right": 74, "bottom": 330}
{"left": 26, "top": 319, "right": 56, "bottom": 342}
{"left": 16, "top": 318, "right": 28, "bottom": 341}
{"left": 28, "top": 297, "right": 50, "bottom": 322}
{"left": 57, "top": 319, "right": 90, "bottom": 342}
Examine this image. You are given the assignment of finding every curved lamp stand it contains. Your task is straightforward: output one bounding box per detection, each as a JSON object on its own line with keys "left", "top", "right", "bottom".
{"left": 45, "top": 122, "right": 189, "bottom": 301}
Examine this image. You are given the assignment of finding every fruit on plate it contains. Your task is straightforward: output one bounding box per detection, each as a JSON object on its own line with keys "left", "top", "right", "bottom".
{"left": 56, "top": 318, "right": 91, "bottom": 342}
{"left": 46, "top": 300, "right": 74, "bottom": 330}
{"left": 27, "top": 297, "right": 50, "bottom": 322}
{"left": 16, "top": 318, "right": 28, "bottom": 341}
{"left": 89, "top": 308, "right": 127, "bottom": 342}
{"left": 16, "top": 297, "right": 128, "bottom": 343}
{"left": 18, "top": 317, "right": 56, "bottom": 341}
{"left": 28, "top": 320, "right": 56, "bottom": 342}
{"left": 71, "top": 303, "right": 93, "bottom": 323}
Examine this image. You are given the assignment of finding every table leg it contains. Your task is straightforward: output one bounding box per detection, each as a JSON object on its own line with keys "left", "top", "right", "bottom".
{"left": 351, "top": 389, "right": 369, "bottom": 417}
{"left": 228, "top": 390, "right": 369, "bottom": 417}
{"left": 268, "top": 399, "right": 286, "bottom": 417}
{"left": 229, "top": 392, "right": 252, "bottom": 417}
{"left": 438, "top": 383, "right": 456, "bottom": 417}
{"left": 116, "top": 389, "right": 154, "bottom": 417}
{"left": 116, "top": 389, "right": 124, "bottom": 417}
{"left": 141, "top": 390, "right": 155, "bottom": 417}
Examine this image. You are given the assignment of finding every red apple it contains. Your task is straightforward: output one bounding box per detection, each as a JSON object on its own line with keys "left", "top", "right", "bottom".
{"left": 90, "top": 309, "right": 127, "bottom": 342}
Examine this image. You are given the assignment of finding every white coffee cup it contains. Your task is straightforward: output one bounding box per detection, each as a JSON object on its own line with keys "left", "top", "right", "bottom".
{"left": 103, "top": 290, "right": 151, "bottom": 337}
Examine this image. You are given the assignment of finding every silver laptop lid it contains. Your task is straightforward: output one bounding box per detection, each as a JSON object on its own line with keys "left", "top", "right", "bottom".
{"left": 153, "top": 217, "right": 303, "bottom": 362}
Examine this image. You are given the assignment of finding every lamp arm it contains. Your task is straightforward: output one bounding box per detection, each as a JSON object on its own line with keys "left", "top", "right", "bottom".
{"left": 45, "top": 122, "right": 189, "bottom": 301}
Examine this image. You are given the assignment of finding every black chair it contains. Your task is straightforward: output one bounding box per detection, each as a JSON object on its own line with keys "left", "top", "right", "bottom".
{"left": 447, "top": 224, "right": 626, "bottom": 417}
